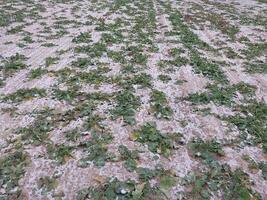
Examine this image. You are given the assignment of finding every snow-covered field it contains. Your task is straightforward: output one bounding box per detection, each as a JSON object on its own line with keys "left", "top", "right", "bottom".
{"left": 0, "top": 0, "right": 266, "bottom": 199}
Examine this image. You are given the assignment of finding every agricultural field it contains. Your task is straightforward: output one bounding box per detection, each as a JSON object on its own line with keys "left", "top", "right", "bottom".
{"left": 0, "top": 0, "right": 266, "bottom": 199}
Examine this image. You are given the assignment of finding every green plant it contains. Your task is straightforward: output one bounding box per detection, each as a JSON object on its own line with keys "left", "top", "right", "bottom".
{"left": 77, "top": 177, "right": 168, "bottom": 200}
{"left": 65, "top": 129, "right": 80, "bottom": 142}
{"left": 130, "top": 73, "right": 152, "bottom": 88}
{"left": 71, "top": 57, "right": 92, "bottom": 68}
{"left": 243, "top": 43, "right": 267, "bottom": 59}
{"left": 45, "top": 56, "right": 59, "bottom": 67}
{"left": 3, "top": 88, "right": 46, "bottom": 103}
{"left": 245, "top": 62, "right": 267, "bottom": 74}
{"left": 47, "top": 143, "right": 73, "bottom": 164}
{"left": 16, "top": 110, "right": 55, "bottom": 145}
{"left": 78, "top": 131, "right": 113, "bottom": 167}
{"left": 118, "top": 145, "right": 139, "bottom": 172}
{"left": 158, "top": 74, "right": 171, "bottom": 82}
{"left": 186, "top": 165, "right": 259, "bottom": 200}
{"left": 259, "top": 162, "right": 267, "bottom": 180}
{"left": 72, "top": 32, "right": 92, "bottom": 43}
{"left": 28, "top": 68, "right": 48, "bottom": 79}
{"left": 0, "top": 151, "right": 30, "bottom": 195}
{"left": 37, "top": 176, "right": 58, "bottom": 193}
{"left": 2, "top": 53, "right": 27, "bottom": 77}
{"left": 189, "top": 138, "right": 224, "bottom": 162}
{"left": 185, "top": 82, "right": 256, "bottom": 106}
{"left": 225, "top": 101, "right": 267, "bottom": 153}
{"left": 150, "top": 90, "right": 172, "bottom": 119}
{"left": 112, "top": 90, "right": 141, "bottom": 125}
{"left": 131, "top": 122, "right": 173, "bottom": 157}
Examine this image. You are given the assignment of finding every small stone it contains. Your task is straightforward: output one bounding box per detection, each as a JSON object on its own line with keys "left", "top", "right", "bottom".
{"left": 120, "top": 189, "right": 127, "bottom": 194}
{"left": 195, "top": 152, "right": 201, "bottom": 157}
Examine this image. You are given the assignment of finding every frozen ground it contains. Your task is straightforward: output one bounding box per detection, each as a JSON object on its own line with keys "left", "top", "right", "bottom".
{"left": 0, "top": 0, "right": 266, "bottom": 199}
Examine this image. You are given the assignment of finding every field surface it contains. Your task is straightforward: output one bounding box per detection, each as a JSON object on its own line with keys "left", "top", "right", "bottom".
{"left": 0, "top": 0, "right": 267, "bottom": 199}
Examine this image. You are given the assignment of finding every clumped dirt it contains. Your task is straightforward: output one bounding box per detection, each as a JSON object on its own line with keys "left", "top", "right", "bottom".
{"left": 0, "top": 0, "right": 266, "bottom": 199}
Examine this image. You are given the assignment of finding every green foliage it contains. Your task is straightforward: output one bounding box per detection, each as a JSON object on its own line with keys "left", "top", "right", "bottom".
{"left": 7, "top": 25, "right": 24, "bottom": 34}
{"left": 3, "top": 88, "right": 46, "bottom": 103}
{"left": 118, "top": 145, "right": 139, "bottom": 172}
{"left": 158, "top": 74, "right": 171, "bottom": 82}
{"left": 190, "top": 52, "right": 227, "bottom": 83}
{"left": 45, "top": 56, "right": 59, "bottom": 67}
{"left": 1, "top": 53, "right": 27, "bottom": 77}
{"left": 130, "top": 73, "right": 152, "bottom": 88}
{"left": 189, "top": 138, "right": 224, "bottom": 162}
{"left": 245, "top": 62, "right": 267, "bottom": 74}
{"left": 53, "top": 87, "right": 78, "bottom": 102}
{"left": 79, "top": 70, "right": 108, "bottom": 84}
{"left": 71, "top": 57, "right": 92, "bottom": 68}
{"left": 83, "top": 114, "right": 104, "bottom": 131}
{"left": 125, "top": 45, "right": 148, "bottom": 65}
{"left": 169, "top": 13, "right": 208, "bottom": 48}
{"left": 16, "top": 110, "right": 55, "bottom": 145}
{"left": 0, "top": 10, "right": 25, "bottom": 27}
{"left": 243, "top": 43, "right": 267, "bottom": 59}
{"left": 75, "top": 42, "right": 107, "bottom": 58}
{"left": 137, "top": 166, "right": 177, "bottom": 191}
{"left": 225, "top": 101, "right": 267, "bottom": 153}
{"left": 112, "top": 90, "right": 141, "bottom": 125}
{"left": 78, "top": 131, "right": 113, "bottom": 167}
{"left": 28, "top": 68, "right": 48, "bottom": 79}
{"left": 101, "top": 32, "right": 123, "bottom": 44}
{"left": 150, "top": 90, "right": 172, "bottom": 119}
{"left": 77, "top": 177, "right": 167, "bottom": 200}
{"left": 72, "top": 32, "right": 92, "bottom": 43}
{"left": 185, "top": 82, "right": 256, "bottom": 106}
{"left": 168, "top": 12, "right": 226, "bottom": 82}
{"left": 107, "top": 50, "right": 126, "bottom": 63}
{"left": 132, "top": 122, "right": 173, "bottom": 157}
{"left": 159, "top": 174, "right": 176, "bottom": 191}
{"left": 0, "top": 151, "right": 30, "bottom": 195}
{"left": 65, "top": 129, "right": 80, "bottom": 142}
{"left": 37, "top": 176, "right": 58, "bottom": 193}
{"left": 47, "top": 143, "right": 73, "bottom": 164}
{"left": 186, "top": 165, "right": 259, "bottom": 200}
{"left": 259, "top": 162, "right": 267, "bottom": 180}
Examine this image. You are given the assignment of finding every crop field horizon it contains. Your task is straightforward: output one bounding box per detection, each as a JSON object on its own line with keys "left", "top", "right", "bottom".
{"left": 0, "top": 0, "right": 266, "bottom": 199}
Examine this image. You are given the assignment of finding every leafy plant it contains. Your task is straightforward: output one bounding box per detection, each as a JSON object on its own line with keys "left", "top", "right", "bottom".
{"left": 245, "top": 62, "right": 267, "bottom": 74}
{"left": 130, "top": 73, "right": 152, "bottom": 88}
{"left": 65, "top": 129, "right": 81, "bottom": 142}
{"left": 158, "top": 74, "right": 171, "bottom": 82}
{"left": 0, "top": 151, "right": 30, "bottom": 196}
{"left": 2, "top": 53, "right": 27, "bottom": 77}
{"left": 72, "top": 32, "right": 92, "bottom": 43}
{"left": 3, "top": 88, "right": 46, "bottom": 103}
{"left": 45, "top": 56, "right": 59, "bottom": 67}
{"left": 131, "top": 122, "right": 173, "bottom": 157}
{"left": 185, "top": 164, "right": 260, "bottom": 200}
{"left": 225, "top": 101, "right": 267, "bottom": 153}
{"left": 118, "top": 145, "right": 139, "bottom": 172}
{"left": 259, "top": 162, "right": 267, "bottom": 180}
{"left": 72, "top": 57, "right": 92, "bottom": 68}
{"left": 47, "top": 143, "right": 73, "bottom": 164}
{"left": 37, "top": 176, "right": 58, "bottom": 193}
{"left": 150, "top": 90, "right": 172, "bottom": 119}
{"left": 77, "top": 177, "right": 168, "bottom": 200}
{"left": 185, "top": 82, "right": 256, "bottom": 106}
{"left": 78, "top": 131, "right": 113, "bottom": 167}
{"left": 28, "top": 68, "right": 48, "bottom": 79}
{"left": 112, "top": 90, "right": 141, "bottom": 125}
{"left": 189, "top": 138, "right": 224, "bottom": 162}
{"left": 16, "top": 110, "right": 55, "bottom": 145}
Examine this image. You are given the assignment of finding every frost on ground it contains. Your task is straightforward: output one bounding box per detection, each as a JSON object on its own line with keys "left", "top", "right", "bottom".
{"left": 0, "top": 0, "right": 266, "bottom": 199}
